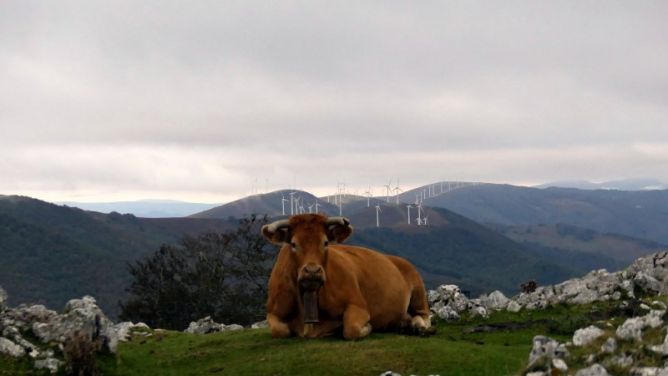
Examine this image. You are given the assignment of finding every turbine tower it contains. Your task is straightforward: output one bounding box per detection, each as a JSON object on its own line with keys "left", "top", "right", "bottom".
{"left": 406, "top": 204, "right": 413, "bottom": 225}
{"left": 315, "top": 201, "right": 321, "bottom": 213}
{"left": 384, "top": 179, "right": 392, "bottom": 203}
{"left": 375, "top": 204, "right": 382, "bottom": 228}
{"left": 393, "top": 179, "right": 403, "bottom": 204}
{"left": 281, "top": 195, "right": 288, "bottom": 215}
{"left": 289, "top": 191, "right": 296, "bottom": 215}
{"left": 364, "top": 186, "right": 373, "bottom": 208}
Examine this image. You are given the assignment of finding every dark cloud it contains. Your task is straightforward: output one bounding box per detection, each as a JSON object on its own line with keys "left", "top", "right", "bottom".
{"left": 1, "top": 1, "right": 667, "bottom": 201}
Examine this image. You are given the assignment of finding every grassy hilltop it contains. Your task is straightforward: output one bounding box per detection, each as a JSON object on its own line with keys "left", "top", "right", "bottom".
{"left": 1, "top": 301, "right": 638, "bottom": 376}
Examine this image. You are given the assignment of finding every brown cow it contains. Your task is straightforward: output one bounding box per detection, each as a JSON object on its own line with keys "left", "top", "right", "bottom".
{"left": 261, "top": 214, "right": 433, "bottom": 340}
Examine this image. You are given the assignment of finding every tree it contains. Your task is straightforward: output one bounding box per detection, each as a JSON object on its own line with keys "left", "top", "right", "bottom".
{"left": 119, "top": 215, "right": 274, "bottom": 330}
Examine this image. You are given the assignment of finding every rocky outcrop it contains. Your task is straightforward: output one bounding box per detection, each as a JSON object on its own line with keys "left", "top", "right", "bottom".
{"left": 521, "top": 305, "right": 668, "bottom": 374}
{"left": 184, "top": 316, "right": 244, "bottom": 335}
{"left": 429, "top": 252, "right": 668, "bottom": 320}
{"left": 0, "top": 291, "right": 150, "bottom": 374}
{"left": 0, "top": 286, "right": 7, "bottom": 312}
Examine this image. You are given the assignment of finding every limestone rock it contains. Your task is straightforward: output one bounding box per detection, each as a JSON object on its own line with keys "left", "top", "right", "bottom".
{"left": 574, "top": 363, "right": 609, "bottom": 376}
{"left": 34, "top": 357, "right": 63, "bottom": 374}
{"left": 482, "top": 290, "right": 509, "bottom": 311}
{"left": 507, "top": 300, "right": 522, "bottom": 313}
{"left": 433, "top": 305, "right": 459, "bottom": 321}
{"left": 251, "top": 320, "right": 268, "bottom": 329}
{"left": 185, "top": 316, "right": 225, "bottom": 334}
{"left": 0, "top": 336, "right": 25, "bottom": 357}
{"left": 600, "top": 337, "right": 617, "bottom": 354}
{"left": 0, "top": 286, "right": 7, "bottom": 311}
{"left": 649, "top": 329, "right": 668, "bottom": 355}
{"left": 616, "top": 310, "right": 665, "bottom": 341}
{"left": 526, "top": 335, "right": 569, "bottom": 373}
{"left": 573, "top": 325, "right": 605, "bottom": 346}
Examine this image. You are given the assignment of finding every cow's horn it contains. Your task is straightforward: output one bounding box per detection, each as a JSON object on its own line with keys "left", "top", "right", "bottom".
{"left": 265, "top": 219, "right": 291, "bottom": 233}
{"left": 326, "top": 217, "right": 350, "bottom": 226}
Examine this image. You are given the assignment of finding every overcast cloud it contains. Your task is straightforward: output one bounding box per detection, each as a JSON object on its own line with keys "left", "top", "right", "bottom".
{"left": 1, "top": 1, "right": 667, "bottom": 202}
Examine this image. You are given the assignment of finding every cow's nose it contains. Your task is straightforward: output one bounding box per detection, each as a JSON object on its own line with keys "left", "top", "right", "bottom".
{"left": 304, "top": 264, "right": 323, "bottom": 277}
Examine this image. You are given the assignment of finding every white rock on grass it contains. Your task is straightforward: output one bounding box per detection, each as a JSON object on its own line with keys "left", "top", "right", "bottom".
{"left": 0, "top": 337, "right": 25, "bottom": 357}
{"left": 600, "top": 337, "right": 617, "bottom": 354}
{"left": 552, "top": 358, "right": 568, "bottom": 372}
{"left": 574, "top": 363, "right": 609, "bottom": 376}
{"left": 507, "top": 300, "right": 522, "bottom": 313}
{"left": 573, "top": 325, "right": 605, "bottom": 346}
{"left": 34, "top": 358, "right": 63, "bottom": 374}
{"left": 630, "top": 367, "right": 668, "bottom": 376}
{"left": 616, "top": 310, "right": 665, "bottom": 341}
{"left": 251, "top": 320, "right": 268, "bottom": 329}
{"left": 649, "top": 329, "right": 668, "bottom": 355}
{"left": 482, "top": 290, "right": 509, "bottom": 310}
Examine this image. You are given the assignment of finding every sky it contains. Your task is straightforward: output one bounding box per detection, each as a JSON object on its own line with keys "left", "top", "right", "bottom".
{"left": 1, "top": 1, "right": 667, "bottom": 203}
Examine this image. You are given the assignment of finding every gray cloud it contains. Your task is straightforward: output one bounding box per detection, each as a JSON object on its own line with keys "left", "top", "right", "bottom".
{"left": 1, "top": 1, "right": 667, "bottom": 201}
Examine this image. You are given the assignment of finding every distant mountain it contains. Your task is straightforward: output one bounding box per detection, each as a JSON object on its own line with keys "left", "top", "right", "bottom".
{"left": 536, "top": 178, "right": 667, "bottom": 191}
{"left": 191, "top": 190, "right": 340, "bottom": 219}
{"left": 399, "top": 183, "right": 668, "bottom": 245}
{"left": 58, "top": 200, "right": 219, "bottom": 218}
{"left": 348, "top": 207, "right": 582, "bottom": 296}
{"left": 491, "top": 223, "right": 665, "bottom": 269}
{"left": 0, "top": 195, "right": 234, "bottom": 317}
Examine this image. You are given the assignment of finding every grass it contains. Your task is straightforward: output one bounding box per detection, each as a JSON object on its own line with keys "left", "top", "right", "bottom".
{"left": 3, "top": 299, "right": 661, "bottom": 375}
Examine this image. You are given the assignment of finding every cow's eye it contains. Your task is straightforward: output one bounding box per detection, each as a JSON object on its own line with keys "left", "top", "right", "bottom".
{"left": 324, "top": 241, "right": 329, "bottom": 247}
{"left": 290, "top": 242, "right": 297, "bottom": 251}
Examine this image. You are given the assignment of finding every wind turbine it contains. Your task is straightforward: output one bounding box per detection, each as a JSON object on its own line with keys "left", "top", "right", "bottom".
{"left": 289, "top": 191, "right": 296, "bottom": 215}
{"left": 375, "top": 204, "right": 382, "bottom": 227}
{"left": 307, "top": 203, "right": 314, "bottom": 214}
{"left": 315, "top": 201, "right": 321, "bottom": 213}
{"left": 393, "top": 179, "right": 403, "bottom": 204}
{"left": 416, "top": 203, "right": 423, "bottom": 226}
{"left": 406, "top": 204, "right": 413, "bottom": 225}
{"left": 281, "top": 195, "right": 288, "bottom": 215}
{"left": 384, "top": 179, "right": 393, "bottom": 203}
{"left": 364, "top": 186, "right": 373, "bottom": 207}
{"left": 423, "top": 214, "right": 429, "bottom": 226}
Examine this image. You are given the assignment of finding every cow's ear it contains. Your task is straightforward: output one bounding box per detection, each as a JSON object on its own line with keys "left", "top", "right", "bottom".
{"left": 326, "top": 217, "right": 353, "bottom": 244}
{"left": 261, "top": 220, "right": 291, "bottom": 245}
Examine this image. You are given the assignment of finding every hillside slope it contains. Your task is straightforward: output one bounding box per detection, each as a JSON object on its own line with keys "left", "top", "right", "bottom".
{"left": 0, "top": 196, "right": 233, "bottom": 317}
{"left": 403, "top": 183, "right": 668, "bottom": 244}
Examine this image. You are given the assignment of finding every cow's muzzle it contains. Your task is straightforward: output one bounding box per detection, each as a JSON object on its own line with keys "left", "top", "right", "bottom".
{"left": 298, "top": 264, "right": 325, "bottom": 291}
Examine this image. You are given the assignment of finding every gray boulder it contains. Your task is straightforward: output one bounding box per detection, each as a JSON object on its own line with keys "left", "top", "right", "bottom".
{"left": 572, "top": 325, "right": 605, "bottom": 347}
{"left": 0, "top": 286, "right": 7, "bottom": 311}
{"left": 616, "top": 310, "right": 665, "bottom": 341}
{"left": 526, "top": 335, "right": 569, "bottom": 373}
{"left": 251, "top": 320, "right": 268, "bottom": 329}
{"left": 0, "top": 337, "right": 25, "bottom": 357}
{"left": 34, "top": 357, "right": 63, "bottom": 374}
{"left": 575, "top": 364, "right": 609, "bottom": 376}
{"left": 482, "top": 290, "right": 510, "bottom": 311}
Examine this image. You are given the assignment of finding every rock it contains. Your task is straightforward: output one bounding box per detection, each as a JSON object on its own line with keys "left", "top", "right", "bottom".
{"left": 185, "top": 316, "right": 225, "bottom": 334}
{"left": 0, "top": 286, "right": 7, "bottom": 311}
{"left": 433, "top": 305, "right": 459, "bottom": 321}
{"left": 507, "top": 300, "right": 522, "bottom": 313}
{"left": 653, "top": 301, "right": 668, "bottom": 310}
{"left": 482, "top": 290, "right": 509, "bottom": 310}
{"left": 635, "top": 272, "right": 663, "bottom": 294}
{"left": 225, "top": 324, "right": 244, "bottom": 331}
{"left": 0, "top": 337, "right": 25, "bottom": 357}
{"left": 380, "top": 371, "right": 402, "bottom": 376}
{"left": 616, "top": 310, "right": 665, "bottom": 341}
{"left": 251, "top": 320, "right": 268, "bottom": 329}
{"left": 32, "top": 296, "right": 114, "bottom": 353}
{"left": 649, "top": 329, "right": 668, "bottom": 355}
{"left": 470, "top": 306, "right": 488, "bottom": 318}
{"left": 641, "top": 304, "right": 652, "bottom": 311}
{"left": 575, "top": 363, "right": 609, "bottom": 376}
{"left": 552, "top": 358, "right": 568, "bottom": 372}
{"left": 34, "top": 357, "right": 62, "bottom": 374}
{"left": 630, "top": 367, "right": 668, "bottom": 376}
{"left": 525, "top": 372, "right": 546, "bottom": 376}
{"left": 573, "top": 325, "right": 605, "bottom": 346}
{"left": 4, "top": 304, "right": 58, "bottom": 331}
{"left": 600, "top": 337, "right": 617, "bottom": 354}
{"left": 526, "top": 335, "right": 568, "bottom": 372}
{"left": 427, "top": 290, "right": 440, "bottom": 305}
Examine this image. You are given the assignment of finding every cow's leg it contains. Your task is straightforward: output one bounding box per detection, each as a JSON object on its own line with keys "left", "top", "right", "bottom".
{"left": 302, "top": 319, "right": 342, "bottom": 338}
{"left": 408, "top": 287, "right": 435, "bottom": 335}
{"left": 342, "top": 304, "right": 371, "bottom": 340}
{"left": 267, "top": 313, "right": 292, "bottom": 338}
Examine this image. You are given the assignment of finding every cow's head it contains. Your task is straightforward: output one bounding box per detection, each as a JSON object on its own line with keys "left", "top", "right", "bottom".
{"left": 262, "top": 214, "right": 353, "bottom": 291}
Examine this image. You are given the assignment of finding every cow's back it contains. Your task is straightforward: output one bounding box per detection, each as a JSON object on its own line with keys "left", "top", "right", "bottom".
{"left": 326, "top": 245, "right": 413, "bottom": 329}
